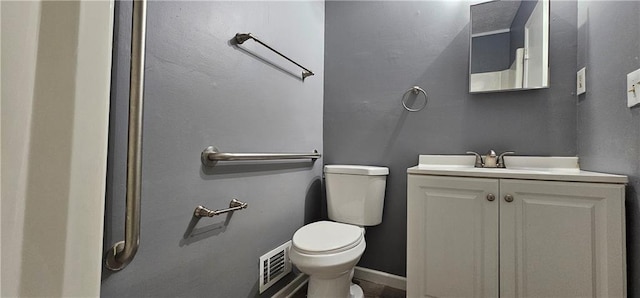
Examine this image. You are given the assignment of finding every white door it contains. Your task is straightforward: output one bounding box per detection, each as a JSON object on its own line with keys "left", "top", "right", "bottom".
{"left": 1, "top": 1, "right": 114, "bottom": 296}
{"left": 499, "top": 179, "right": 626, "bottom": 297}
{"left": 523, "top": 0, "right": 549, "bottom": 88}
{"left": 407, "top": 175, "right": 499, "bottom": 298}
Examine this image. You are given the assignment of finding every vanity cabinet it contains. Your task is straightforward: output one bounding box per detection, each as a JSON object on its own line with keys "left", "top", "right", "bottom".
{"left": 407, "top": 174, "right": 626, "bottom": 298}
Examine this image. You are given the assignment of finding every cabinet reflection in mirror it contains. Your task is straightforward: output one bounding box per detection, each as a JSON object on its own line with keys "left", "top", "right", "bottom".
{"left": 469, "top": 0, "right": 549, "bottom": 93}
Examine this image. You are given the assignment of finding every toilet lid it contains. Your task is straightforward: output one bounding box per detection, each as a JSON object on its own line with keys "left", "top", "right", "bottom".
{"left": 324, "top": 165, "right": 389, "bottom": 176}
{"left": 292, "top": 221, "right": 364, "bottom": 254}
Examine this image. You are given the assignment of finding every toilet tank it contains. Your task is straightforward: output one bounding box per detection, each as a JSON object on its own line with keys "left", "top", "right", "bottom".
{"left": 324, "top": 165, "right": 389, "bottom": 226}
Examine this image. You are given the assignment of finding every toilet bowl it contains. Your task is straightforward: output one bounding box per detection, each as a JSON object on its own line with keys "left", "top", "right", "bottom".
{"left": 289, "top": 165, "right": 388, "bottom": 298}
{"left": 289, "top": 221, "right": 366, "bottom": 298}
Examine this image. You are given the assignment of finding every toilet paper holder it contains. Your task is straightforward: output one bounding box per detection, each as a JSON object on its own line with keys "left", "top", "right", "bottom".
{"left": 194, "top": 199, "right": 248, "bottom": 218}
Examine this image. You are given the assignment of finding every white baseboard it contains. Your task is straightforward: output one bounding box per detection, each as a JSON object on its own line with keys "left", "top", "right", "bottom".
{"left": 353, "top": 266, "right": 407, "bottom": 291}
{"left": 272, "top": 267, "right": 406, "bottom": 297}
{"left": 271, "top": 273, "right": 309, "bottom": 298}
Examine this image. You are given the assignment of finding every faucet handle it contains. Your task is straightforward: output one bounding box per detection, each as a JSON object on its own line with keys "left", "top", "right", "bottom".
{"left": 466, "top": 151, "right": 484, "bottom": 168}
{"left": 497, "top": 151, "right": 515, "bottom": 168}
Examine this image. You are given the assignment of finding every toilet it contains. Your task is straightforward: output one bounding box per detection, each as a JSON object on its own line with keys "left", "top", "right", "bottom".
{"left": 289, "top": 165, "right": 389, "bottom": 298}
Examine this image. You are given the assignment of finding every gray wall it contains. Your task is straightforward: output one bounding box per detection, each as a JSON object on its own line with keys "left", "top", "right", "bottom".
{"left": 102, "top": 0, "right": 640, "bottom": 295}
{"left": 324, "top": 1, "right": 577, "bottom": 276}
{"left": 471, "top": 32, "right": 511, "bottom": 73}
{"left": 509, "top": 0, "right": 538, "bottom": 64}
{"left": 102, "top": 1, "right": 324, "bottom": 297}
{"left": 576, "top": 1, "right": 640, "bottom": 296}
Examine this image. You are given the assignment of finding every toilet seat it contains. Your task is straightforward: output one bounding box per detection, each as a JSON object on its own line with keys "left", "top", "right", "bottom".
{"left": 292, "top": 221, "right": 364, "bottom": 255}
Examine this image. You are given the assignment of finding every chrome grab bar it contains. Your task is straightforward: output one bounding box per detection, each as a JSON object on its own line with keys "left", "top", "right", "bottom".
{"left": 194, "top": 199, "right": 249, "bottom": 218}
{"left": 105, "top": 0, "right": 147, "bottom": 272}
{"left": 234, "top": 33, "right": 314, "bottom": 80}
{"left": 201, "top": 146, "right": 321, "bottom": 167}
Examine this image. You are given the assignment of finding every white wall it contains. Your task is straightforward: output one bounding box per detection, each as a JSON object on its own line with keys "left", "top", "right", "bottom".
{"left": 1, "top": 1, "right": 113, "bottom": 296}
{"left": 1, "top": 2, "right": 41, "bottom": 295}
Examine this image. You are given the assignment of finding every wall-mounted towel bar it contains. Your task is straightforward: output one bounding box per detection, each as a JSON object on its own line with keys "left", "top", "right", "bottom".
{"left": 201, "top": 146, "right": 321, "bottom": 167}
{"left": 105, "top": 0, "right": 147, "bottom": 272}
{"left": 194, "top": 199, "right": 248, "bottom": 218}
{"left": 235, "top": 33, "right": 314, "bottom": 80}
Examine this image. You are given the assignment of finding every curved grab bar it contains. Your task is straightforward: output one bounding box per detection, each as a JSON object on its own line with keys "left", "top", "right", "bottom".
{"left": 105, "top": 0, "right": 147, "bottom": 271}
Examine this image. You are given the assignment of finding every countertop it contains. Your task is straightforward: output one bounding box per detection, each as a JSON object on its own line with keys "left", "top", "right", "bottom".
{"left": 407, "top": 155, "right": 628, "bottom": 184}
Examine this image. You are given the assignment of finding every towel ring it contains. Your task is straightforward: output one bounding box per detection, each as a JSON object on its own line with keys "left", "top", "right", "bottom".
{"left": 401, "top": 86, "right": 428, "bottom": 112}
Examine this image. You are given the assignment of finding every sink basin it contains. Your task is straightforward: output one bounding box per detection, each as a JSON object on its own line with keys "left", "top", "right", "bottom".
{"left": 407, "top": 155, "right": 627, "bottom": 184}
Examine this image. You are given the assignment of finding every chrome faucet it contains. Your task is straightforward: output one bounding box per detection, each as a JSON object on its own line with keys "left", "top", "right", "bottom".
{"left": 466, "top": 151, "right": 484, "bottom": 168}
{"left": 497, "top": 151, "right": 515, "bottom": 168}
{"left": 466, "top": 150, "right": 515, "bottom": 168}
{"left": 484, "top": 150, "right": 498, "bottom": 167}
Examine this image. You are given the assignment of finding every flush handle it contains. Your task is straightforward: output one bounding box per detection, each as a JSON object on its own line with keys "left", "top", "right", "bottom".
{"left": 486, "top": 193, "right": 496, "bottom": 201}
{"left": 504, "top": 194, "right": 514, "bottom": 203}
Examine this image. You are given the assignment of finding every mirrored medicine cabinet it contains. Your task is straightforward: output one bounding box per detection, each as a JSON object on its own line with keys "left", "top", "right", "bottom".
{"left": 469, "top": 0, "right": 550, "bottom": 93}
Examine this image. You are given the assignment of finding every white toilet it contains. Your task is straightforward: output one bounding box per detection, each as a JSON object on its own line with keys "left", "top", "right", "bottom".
{"left": 289, "top": 165, "right": 388, "bottom": 298}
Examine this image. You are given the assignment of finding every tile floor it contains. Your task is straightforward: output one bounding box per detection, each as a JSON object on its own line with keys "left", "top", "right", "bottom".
{"left": 290, "top": 278, "right": 406, "bottom": 298}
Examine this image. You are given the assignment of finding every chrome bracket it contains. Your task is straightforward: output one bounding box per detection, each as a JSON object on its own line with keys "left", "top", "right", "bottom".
{"left": 201, "top": 146, "right": 220, "bottom": 167}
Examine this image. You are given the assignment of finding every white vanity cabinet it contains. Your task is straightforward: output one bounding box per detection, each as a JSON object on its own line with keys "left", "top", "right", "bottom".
{"left": 407, "top": 155, "right": 627, "bottom": 298}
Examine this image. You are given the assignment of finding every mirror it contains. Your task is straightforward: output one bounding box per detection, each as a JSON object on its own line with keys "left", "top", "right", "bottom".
{"left": 469, "top": 0, "right": 549, "bottom": 93}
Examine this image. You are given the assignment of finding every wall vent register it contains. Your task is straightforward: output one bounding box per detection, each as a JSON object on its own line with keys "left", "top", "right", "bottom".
{"left": 259, "top": 240, "right": 292, "bottom": 293}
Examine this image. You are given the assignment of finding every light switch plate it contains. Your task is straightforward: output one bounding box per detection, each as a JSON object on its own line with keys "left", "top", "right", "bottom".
{"left": 577, "top": 67, "right": 586, "bottom": 95}
{"left": 628, "top": 68, "right": 640, "bottom": 108}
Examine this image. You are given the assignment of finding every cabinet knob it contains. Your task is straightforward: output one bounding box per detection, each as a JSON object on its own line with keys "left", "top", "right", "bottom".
{"left": 486, "top": 193, "right": 496, "bottom": 201}
{"left": 504, "top": 194, "right": 514, "bottom": 202}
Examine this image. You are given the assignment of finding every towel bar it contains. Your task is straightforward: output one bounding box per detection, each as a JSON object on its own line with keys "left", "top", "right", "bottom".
{"left": 194, "top": 199, "right": 248, "bottom": 218}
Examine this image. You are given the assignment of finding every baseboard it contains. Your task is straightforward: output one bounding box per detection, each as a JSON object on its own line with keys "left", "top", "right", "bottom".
{"left": 271, "top": 267, "right": 406, "bottom": 297}
{"left": 271, "top": 273, "right": 309, "bottom": 298}
{"left": 354, "top": 266, "right": 407, "bottom": 291}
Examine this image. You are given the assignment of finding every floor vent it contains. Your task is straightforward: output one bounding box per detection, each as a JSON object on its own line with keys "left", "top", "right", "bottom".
{"left": 259, "top": 240, "right": 292, "bottom": 293}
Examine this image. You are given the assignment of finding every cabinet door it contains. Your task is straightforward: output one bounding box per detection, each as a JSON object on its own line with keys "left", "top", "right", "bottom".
{"left": 500, "top": 179, "right": 626, "bottom": 298}
{"left": 407, "top": 175, "right": 499, "bottom": 298}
